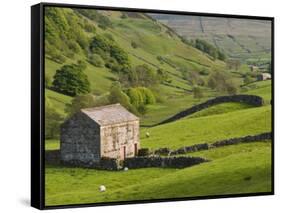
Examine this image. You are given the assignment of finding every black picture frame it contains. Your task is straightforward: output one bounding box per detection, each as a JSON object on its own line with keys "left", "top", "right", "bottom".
{"left": 31, "top": 2, "right": 274, "bottom": 210}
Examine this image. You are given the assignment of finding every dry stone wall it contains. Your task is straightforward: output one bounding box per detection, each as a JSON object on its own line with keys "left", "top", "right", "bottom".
{"left": 124, "top": 156, "right": 208, "bottom": 169}
{"left": 158, "top": 95, "right": 264, "bottom": 125}
{"left": 154, "top": 132, "right": 272, "bottom": 156}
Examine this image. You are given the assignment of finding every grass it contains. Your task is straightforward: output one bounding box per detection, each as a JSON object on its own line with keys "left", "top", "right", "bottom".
{"left": 44, "top": 9, "right": 272, "bottom": 207}
{"left": 45, "top": 139, "right": 60, "bottom": 150}
{"left": 45, "top": 89, "right": 72, "bottom": 115}
{"left": 45, "top": 141, "right": 271, "bottom": 206}
{"left": 188, "top": 102, "right": 254, "bottom": 119}
{"left": 243, "top": 80, "right": 272, "bottom": 103}
{"left": 141, "top": 105, "right": 271, "bottom": 149}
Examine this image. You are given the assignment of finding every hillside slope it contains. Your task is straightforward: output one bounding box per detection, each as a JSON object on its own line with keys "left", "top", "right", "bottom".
{"left": 149, "top": 14, "right": 271, "bottom": 62}
{"left": 45, "top": 7, "right": 229, "bottom": 125}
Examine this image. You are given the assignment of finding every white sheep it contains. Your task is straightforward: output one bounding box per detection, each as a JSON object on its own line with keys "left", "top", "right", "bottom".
{"left": 99, "top": 185, "right": 106, "bottom": 192}
{"left": 146, "top": 132, "right": 150, "bottom": 138}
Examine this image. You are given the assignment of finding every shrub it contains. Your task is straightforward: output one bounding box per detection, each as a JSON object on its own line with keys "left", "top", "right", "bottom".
{"left": 90, "top": 35, "right": 130, "bottom": 67}
{"left": 67, "top": 40, "right": 81, "bottom": 53}
{"left": 46, "top": 47, "right": 66, "bottom": 64}
{"left": 65, "top": 94, "right": 95, "bottom": 116}
{"left": 52, "top": 63, "right": 90, "bottom": 96}
{"left": 184, "top": 71, "right": 205, "bottom": 86}
{"left": 127, "top": 87, "right": 156, "bottom": 110}
{"left": 131, "top": 41, "right": 138, "bottom": 49}
{"left": 137, "top": 104, "right": 148, "bottom": 115}
{"left": 127, "top": 88, "right": 144, "bottom": 108}
{"left": 243, "top": 75, "right": 254, "bottom": 85}
{"left": 207, "top": 71, "right": 239, "bottom": 95}
{"left": 84, "top": 21, "right": 96, "bottom": 33}
{"left": 89, "top": 54, "right": 104, "bottom": 67}
{"left": 65, "top": 94, "right": 109, "bottom": 116}
{"left": 135, "top": 64, "right": 158, "bottom": 87}
{"left": 108, "top": 82, "right": 137, "bottom": 114}
{"left": 138, "top": 87, "right": 156, "bottom": 104}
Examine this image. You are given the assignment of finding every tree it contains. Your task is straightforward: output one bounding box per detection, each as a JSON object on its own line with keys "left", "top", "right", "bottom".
{"left": 110, "top": 44, "right": 130, "bottom": 65}
{"left": 192, "top": 86, "right": 204, "bottom": 99}
{"left": 108, "top": 82, "right": 137, "bottom": 114}
{"left": 127, "top": 88, "right": 144, "bottom": 108}
{"left": 138, "top": 87, "right": 156, "bottom": 104}
{"left": 225, "top": 80, "right": 238, "bottom": 95}
{"left": 243, "top": 75, "right": 253, "bottom": 85}
{"left": 207, "top": 71, "right": 238, "bottom": 95}
{"left": 52, "top": 63, "right": 90, "bottom": 96}
{"left": 65, "top": 94, "right": 110, "bottom": 116}
{"left": 135, "top": 64, "right": 158, "bottom": 87}
{"left": 65, "top": 94, "right": 95, "bottom": 116}
{"left": 185, "top": 71, "right": 205, "bottom": 86}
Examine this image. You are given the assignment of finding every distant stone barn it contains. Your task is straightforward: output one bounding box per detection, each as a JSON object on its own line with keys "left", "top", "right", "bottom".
{"left": 60, "top": 104, "right": 140, "bottom": 165}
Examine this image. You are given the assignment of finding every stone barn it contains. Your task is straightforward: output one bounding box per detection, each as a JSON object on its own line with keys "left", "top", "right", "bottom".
{"left": 60, "top": 104, "right": 140, "bottom": 167}
{"left": 257, "top": 73, "right": 271, "bottom": 81}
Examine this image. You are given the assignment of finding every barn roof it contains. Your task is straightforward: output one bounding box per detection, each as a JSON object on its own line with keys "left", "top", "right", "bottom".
{"left": 81, "top": 104, "right": 139, "bottom": 126}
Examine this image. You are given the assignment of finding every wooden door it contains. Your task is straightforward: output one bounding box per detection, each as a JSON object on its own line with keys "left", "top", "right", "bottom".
{"left": 123, "top": 146, "right": 126, "bottom": 159}
{"left": 134, "top": 143, "right": 138, "bottom": 156}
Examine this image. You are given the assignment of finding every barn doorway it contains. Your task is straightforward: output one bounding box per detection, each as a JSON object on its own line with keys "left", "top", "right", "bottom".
{"left": 134, "top": 143, "right": 138, "bottom": 156}
{"left": 123, "top": 146, "right": 126, "bottom": 160}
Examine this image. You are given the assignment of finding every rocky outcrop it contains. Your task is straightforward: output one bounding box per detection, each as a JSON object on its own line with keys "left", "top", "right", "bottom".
{"left": 158, "top": 95, "right": 264, "bottom": 125}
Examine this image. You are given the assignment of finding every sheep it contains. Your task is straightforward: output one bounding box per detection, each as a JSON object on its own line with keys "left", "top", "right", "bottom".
{"left": 146, "top": 132, "right": 150, "bottom": 138}
{"left": 99, "top": 185, "right": 106, "bottom": 192}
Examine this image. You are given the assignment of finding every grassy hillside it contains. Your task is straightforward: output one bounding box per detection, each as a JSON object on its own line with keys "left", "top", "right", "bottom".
{"left": 150, "top": 14, "right": 272, "bottom": 63}
{"left": 140, "top": 105, "right": 271, "bottom": 149}
{"left": 45, "top": 7, "right": 243, "bottom": 129}
{"left": 44, "top": 6, "right": 272, "bottom": 207}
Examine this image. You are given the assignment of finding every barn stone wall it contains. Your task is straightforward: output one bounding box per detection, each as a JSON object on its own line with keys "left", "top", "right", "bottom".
{"left": 60, "top": 112, "right": 101, "bottom": 163}
{"left": 101, "top": 120, "right": 139, "bottom": 160}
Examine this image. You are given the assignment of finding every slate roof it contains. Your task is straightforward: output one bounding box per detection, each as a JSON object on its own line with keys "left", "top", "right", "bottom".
{"left": 81, "top": 104, "right": 139, "bottom": 126}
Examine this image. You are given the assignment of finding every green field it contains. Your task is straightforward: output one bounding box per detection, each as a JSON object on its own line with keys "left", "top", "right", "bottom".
{"left": 46, "top": 140, "right": 271, "bottom": 205}
{"left": 45, "top": 101, "right": 272, "bottom": 205}
{"left": 44, "top": 7, "right": 272, "bottom": 206}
